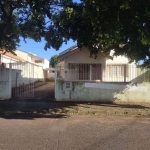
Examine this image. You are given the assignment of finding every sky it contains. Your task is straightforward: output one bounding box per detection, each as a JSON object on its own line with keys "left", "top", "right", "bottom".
{"left": 17, "top": 38, "right": 76, "bottom": 60}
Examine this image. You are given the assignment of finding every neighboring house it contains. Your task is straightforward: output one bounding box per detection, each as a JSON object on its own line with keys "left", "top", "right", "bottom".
{"left": 15, "top": 49, "right": 49, "bottom": 69}
{"left": 57, "top": 45, "right": 136, "bottom": 82}
{"left": 15, "top": 49, "right": 52, "bottom": 81}
{"left": 0, "top": 50, "right": 25, "bottom": 66}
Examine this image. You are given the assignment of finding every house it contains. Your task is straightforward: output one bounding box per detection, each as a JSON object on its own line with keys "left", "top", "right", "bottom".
{"left": 57, "top": 45, "right": 136, "bottom": 82}
{"left": 15, "top": 49, "right": 51, "bottom": 81}
{"left": 0, "top": 49, "right": 25, "bottom": 67}
{"left": 15, "top": 49, "right": 49, "bottom": 69}
{"left": 55, "top": 45, "right": 150, "bottom": 103}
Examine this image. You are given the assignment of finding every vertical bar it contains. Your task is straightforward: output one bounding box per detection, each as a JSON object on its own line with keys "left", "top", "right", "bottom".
{"left": 90, "top": 64, "right": 92, "bottom": 81}
{"left": 54, "top": 67, "right": 57, "bottom": 100}
{"left": 32, "top": 63, "right": 34, "bottom": 97}
{"left": 8, "top": 63, "right": 12, "bottom": 98}
{"left": 124, "top": 65, "right": 126, "bottom": 82}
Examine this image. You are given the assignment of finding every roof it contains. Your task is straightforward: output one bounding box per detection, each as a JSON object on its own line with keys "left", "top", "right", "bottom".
{"left": 59, "top": 45, "right": 113, "bottom": 60}
{"left": 59, "top": 45, "right": 78, "bottom": 56}
{"left": 0, "top": 50, "right": 25, "bottom": 62}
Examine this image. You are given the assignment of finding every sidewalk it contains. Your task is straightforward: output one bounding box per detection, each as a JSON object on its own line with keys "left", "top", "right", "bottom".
{"left": 0, "top": 100, "right": 150, "bottom": 117}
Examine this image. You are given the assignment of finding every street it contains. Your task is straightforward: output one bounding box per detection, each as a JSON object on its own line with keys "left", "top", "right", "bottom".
{"left": 0, "top": 115, "right": 150, "bottom": 150}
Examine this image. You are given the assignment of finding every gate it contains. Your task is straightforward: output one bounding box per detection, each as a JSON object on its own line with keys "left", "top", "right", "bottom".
{"left": 10, "top": 62, "right": 35, "bottom": 98}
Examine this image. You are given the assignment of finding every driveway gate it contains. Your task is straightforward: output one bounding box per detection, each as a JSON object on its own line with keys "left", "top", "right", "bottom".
{"left": 10, "top": 62, "right": 35, "bottom": 98}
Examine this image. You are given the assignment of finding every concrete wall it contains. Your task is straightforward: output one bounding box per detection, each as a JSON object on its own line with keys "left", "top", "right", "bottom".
{"left": 0, "top": 68, "right": 21, "bottom": 99}
{"left": 0, "top": 62, "right": 45, "bottom": 99}
{"left": 55, "top": 80, "right": 150, "bottom": 103}
{"left": 44, "top": 69, "right": 55, "bottom": 81}
{"left": 0, "top": 81, "right": 10, "bottom": 99}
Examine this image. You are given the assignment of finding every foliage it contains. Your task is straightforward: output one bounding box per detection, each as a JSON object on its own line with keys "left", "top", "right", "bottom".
{"left": 0, "top": 0, "right": 72, "bottom": 52}
{"left": 49, "top": 54, "right": 59, "bottom": 67}
{"left": 1, "top": 0, "right": 150, "bottom": 67}
{"left": 49, "top": 0, "right": 150, "bottom": 67}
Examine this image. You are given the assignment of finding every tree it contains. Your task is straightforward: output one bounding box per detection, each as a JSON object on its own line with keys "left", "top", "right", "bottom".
{"left": 48, "top": 0, "right": 150, "bottom": 67}
{"left": 0, "top": 0, "right": 72, "bottom": 52}
{"left": 49, "top": 54, "right": 59, "bottom": 67}
{"left": 1, "top": 0, "right": 150, "bottom": 67}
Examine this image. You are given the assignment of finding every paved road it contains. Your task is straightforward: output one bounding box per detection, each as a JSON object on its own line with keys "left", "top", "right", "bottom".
{"left": 0, "top": 115, "right": 150, "bottom": 150}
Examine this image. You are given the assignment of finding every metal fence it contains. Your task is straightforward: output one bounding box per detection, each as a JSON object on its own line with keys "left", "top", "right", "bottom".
{"left": 0, "top": 62, "right": 45, "bottom": 98}
{"left": 56, "top": 64, "right": 150, "bottom": 83}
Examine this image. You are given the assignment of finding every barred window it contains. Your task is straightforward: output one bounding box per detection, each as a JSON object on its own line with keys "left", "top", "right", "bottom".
{"left": 68, "top": 63, "right": 101, "bottom": 80}
{"left": 108, "top": 65, "right": 124, "bottom": 76}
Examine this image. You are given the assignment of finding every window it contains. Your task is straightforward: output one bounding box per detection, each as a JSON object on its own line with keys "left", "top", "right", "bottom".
{"left": 35, "top": 60, "right": 42, "bottom": 63}
{"left": 68, "top": 63, "right": 101, "bottom": 80}
{"left": 108, "top": 65, "right": 124, "bottom": 76}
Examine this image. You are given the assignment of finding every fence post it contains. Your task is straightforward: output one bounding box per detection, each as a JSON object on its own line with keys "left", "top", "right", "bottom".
{"left": 124, "top": 65, "right": 126, "bottom": 82}
{"left": 8, "top": 63, "right": 12, "bottom": 98}
{"left": 90, "top": 65, "right": 92, "bottom": 81}
{"left": 54, "top": 67, "right": 57, "bottom": 100}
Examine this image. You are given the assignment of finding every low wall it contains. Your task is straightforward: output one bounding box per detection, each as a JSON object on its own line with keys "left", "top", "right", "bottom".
{"left": 0, "top": 81, "right": 10, "bottom": 99}
{"left": 55, "top": 81, "right": 150, "bottom": 103}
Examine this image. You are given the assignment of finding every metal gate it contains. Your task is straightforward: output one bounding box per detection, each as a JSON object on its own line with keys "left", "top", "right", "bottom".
{"left": 10, "top": 62, "right": 35, "bottom": 98}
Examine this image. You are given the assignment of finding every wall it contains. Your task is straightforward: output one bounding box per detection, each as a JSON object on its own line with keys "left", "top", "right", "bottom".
{"left": 0, "top": 68, "right": 21, "bottom": 99}
{"left": 55, "top": 80, "right": 150, "bottom": 103}
{"left": 43, "top": 59, "right": 49, "bottom": 69}
{"left": 0, "top": 81, "right": 10, "bottom": 99}
{"left": 44, "top": 68, "right": 55, "bottom": 81}
{"left": 63, "top": 48, "right": 107, "bottom": 81}
{"left": 15, "top": 50, "right": 28, "bottom": 61}
{"left": 64, "top": 47, "right": 106, "bottom": 67}
{"left": 106, "top": 55, "right": 130, "bottom": 64}
{"left": 1, "top": 55, "right": 18, "bottom": 63}
{"left": 0, "top": 62, "right": 45, "bottom": 99}
{"left": 33, "top": 65, "right": 44, "bottom": 81}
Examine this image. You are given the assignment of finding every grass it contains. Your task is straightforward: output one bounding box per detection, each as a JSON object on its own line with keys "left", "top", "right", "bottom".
{"left": 1, "top": 100, "right": 150, "bottom": 117}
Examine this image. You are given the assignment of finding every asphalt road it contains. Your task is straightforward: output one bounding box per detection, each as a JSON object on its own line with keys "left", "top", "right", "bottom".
{"left": 0, "top": 115, "right": 150, "bottom": 150}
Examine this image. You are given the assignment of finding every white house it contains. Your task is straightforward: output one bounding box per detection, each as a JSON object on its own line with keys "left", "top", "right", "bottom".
{"left": 15, "top": 49, "right": 49, "bottom": 69}
{"left": 55, "top": 45, "right": 150, "bottom": 103}
{"left": 57, "top": 45, "right": 136, "bottom": 82}
{"left": 0, "top": 50, "right": 25, "bottom": 65}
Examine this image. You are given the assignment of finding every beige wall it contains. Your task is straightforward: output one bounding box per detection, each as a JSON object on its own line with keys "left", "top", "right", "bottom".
{"left": 106, "top": 55, "right": 135, "bottom": 65}
{"left": 62, "top": 47, "right": 135, "bottom": 67}
{"left": 106, "top": 55, "right": 129, "bottom": 64}
{"left": 64, "top": 47, "right": 107, "bottom": 68}
{"left": 15, "top": 50, "right": 28, "bottom": 61}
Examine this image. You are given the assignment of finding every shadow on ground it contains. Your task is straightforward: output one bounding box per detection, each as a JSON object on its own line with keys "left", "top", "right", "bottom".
{"left": 0, "top": 113, "right": 68, "bottom": 120}
{"left": 0, "top": 100, "right": 150, "bottom": 119}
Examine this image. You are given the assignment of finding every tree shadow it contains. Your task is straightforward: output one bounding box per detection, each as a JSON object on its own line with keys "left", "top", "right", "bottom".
{"left": 0, "top": 100, "right": 150, "bottom": 120}
{"left": 0, "top": 100, "right": 69, "bottom": 120}
{"left": 0, "top": 113, "right": 68, "bottom": 120}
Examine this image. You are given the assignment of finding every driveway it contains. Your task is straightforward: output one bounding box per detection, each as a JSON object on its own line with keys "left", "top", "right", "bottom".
{"left": 0, "top": 115, "right": 150, "bottom": 150}
{"left": 34, "top": 82, "right": 54, "bottom": 99}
